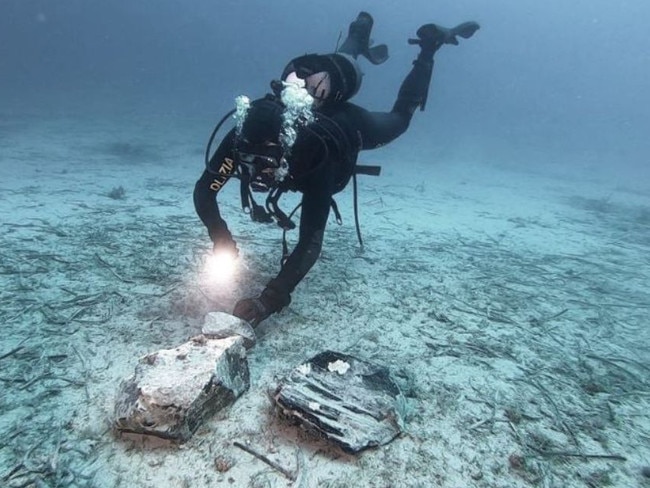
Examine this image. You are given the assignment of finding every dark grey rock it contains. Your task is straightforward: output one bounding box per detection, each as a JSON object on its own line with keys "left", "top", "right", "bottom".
{"left": 273, "top": 351, "right": 406, "bottom": 453}
{"left": 114, "top": 335, "right": 249, "bottom": 442}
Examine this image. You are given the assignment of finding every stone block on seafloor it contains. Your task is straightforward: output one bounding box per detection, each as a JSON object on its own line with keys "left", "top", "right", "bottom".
{"left": 273, "top": 350, "right": 406, "bottom": 454}
{"left": 113, "top": 335, "right": 249, "bottom": 442}
{"left": 202, "top": 311, "right": 256, "bottom": 349}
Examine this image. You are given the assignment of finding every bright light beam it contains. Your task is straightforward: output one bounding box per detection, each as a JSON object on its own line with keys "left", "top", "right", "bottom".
{"left": 204, "top": 249, "right": 238, "bottom": 284}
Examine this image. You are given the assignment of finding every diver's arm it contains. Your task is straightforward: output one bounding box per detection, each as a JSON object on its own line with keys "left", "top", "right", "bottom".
{"left": 193, "top": 130, "right": 238, "bottom": 248}
{"left": 232, "top": 185, "right": 331, "bottom": 325}
{"left": 266, "top": 185, "right": 332, "bottom": 302}
{"left": 193, "top": 171, "right": 232, "bottom": 244}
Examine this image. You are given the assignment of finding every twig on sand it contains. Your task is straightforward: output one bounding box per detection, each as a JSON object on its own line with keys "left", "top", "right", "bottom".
{"left": 531, "top": 449, "right": 626, "bottom": 462}
{"left": 468, "top": 390, "right": 500, "bottom": 431}
{"left": 586, "top": 354, "right": 650, "bottom": 374}
{"left": 94, "top": 254, "right": 135, "bottom": 283}
{"left": 0, "top": 340, "right": 28, "bottom": 360}
{"left": 520, "top": 379, "right": 579, "bottom": 447}
{"left": 468, "top": 416, "right": 494, "bottom": 431}
{"left": 530, "top": 308, "right": 569, "bottom": 326}
{"left": 1, "top": 461, "right": 25, "bottom": 483}
{"left": 1, "top": 424, "right": 77, "bottom": 487}
{"left": 18, "top": 372, "right": 84, "bottom": 391}
{"left": 233, "top": 441, "right": 296, "bottom": 481}
{"left": 6, "top": 304, "right": 38, "bottom": 323}
{"left": 71, "top": 344, "right": 92, "bottom": 400}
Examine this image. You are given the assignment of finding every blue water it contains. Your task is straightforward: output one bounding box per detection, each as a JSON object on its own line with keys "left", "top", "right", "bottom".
{"left": 2, "top": 0, "right": 649, "bottom": 179}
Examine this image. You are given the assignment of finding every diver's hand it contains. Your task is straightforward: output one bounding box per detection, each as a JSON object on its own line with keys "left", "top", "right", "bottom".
{"left": 233, "top": 287, "right": 291, "bottom": 327}
{"left": 204, "top": 237, "right": 239, "bottom": 283}
{"left": 212, "top": 237, "right": 239, "bottom": 258}
{"left": 209, "top": 226, "right": 239, "bottom": 257}
{"left": 233, "top": 297, "right": 270, "bottom": 326}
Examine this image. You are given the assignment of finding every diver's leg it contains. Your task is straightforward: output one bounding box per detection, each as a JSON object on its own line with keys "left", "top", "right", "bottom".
{"left": 348, "top": 30, "right": 450, "bottom": 150}
{"left": 346, "top": 108, "right": 408, "bottom": 150}
{"left": 346, "top": 21, "right": 479, "bottom": 150}
{"left": 346, "top": 62, "right": 434, "bottom": 149}
{"left": 394, "top": 22, "right": 480, "bottom": 118}
{"left": 353, "top": 21, "right": 479, "bottom": 149}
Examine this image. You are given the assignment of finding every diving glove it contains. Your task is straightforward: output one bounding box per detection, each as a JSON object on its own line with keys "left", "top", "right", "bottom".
{"left": 214, "top": 238, "right": 238, "bottom": 258}
{"left": 409, "top": 21, "right": 480, "bottom": 54}
{"left": 210, "top": 228, "right": 239, "bottom": 257}
{"left": 233, "top": 286, "right": 291, "bottom": 327}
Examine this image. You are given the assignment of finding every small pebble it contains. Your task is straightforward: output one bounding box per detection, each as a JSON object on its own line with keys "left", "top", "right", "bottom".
{"left": 470, "top": 470, "right": 483, "bottom": 481}
{"left": 641, "top": 465, "right": 650, "bottom": 478}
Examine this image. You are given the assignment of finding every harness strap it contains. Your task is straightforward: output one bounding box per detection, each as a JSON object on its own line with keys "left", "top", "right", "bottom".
{"left": 239, "top": 169, "right": 250, "bottom": 213}
{"left": 330, "top": 198, "right": 343, "bottom": 225}
{"left": 351, "top": 164, "right": 381, "bottom": 250}
{"left": 266, "top": 186, "right": 296, "bottom": 230}
{"left": 355, "top": 164, "right": 381, "bottom": 176}
{"left": 352, "top": 172, "right": 364, "bottom": 249}
{"left": 239, "top": 172, "right": 273, "bottom": 223}
{"left": 280, "top": 202, "right": 303, "bottom": 267}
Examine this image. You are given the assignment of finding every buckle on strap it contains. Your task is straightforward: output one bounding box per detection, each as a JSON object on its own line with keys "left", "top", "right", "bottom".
{"left": 330, "top": 198, "right": 343, "bottom": 225}
{"left": 240, "top": 175, "right": 273, "bottom": 223}
{"left": 266, "top": 187, "right": 296, "bottom": 230}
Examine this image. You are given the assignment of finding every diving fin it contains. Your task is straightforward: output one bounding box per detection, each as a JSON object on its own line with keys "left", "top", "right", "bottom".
{"left": 409, "top": 21, "right": 480, "bottom": 51}
{"left": 338, "top": 11, "right": 389, "bottom": 65}
{"left": 446, "top": 21, "right": 480, "bottom": 45}
{"left": 366, "top": 44, "right": 389, "bottom": 65}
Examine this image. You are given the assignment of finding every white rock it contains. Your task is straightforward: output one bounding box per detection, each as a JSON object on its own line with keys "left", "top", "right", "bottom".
{"left": 202, "top": 311, "right": 256, "bottom": 349}
{"left": 327, "top": 359, "right": 350, "bottom": 375}
{"left": 114, "top": 335, "right": 249, "bottom": 442}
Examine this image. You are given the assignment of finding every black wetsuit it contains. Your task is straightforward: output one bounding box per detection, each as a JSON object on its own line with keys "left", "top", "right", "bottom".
{"left": 193, "top": 56, "right": 433, "bottom": 304}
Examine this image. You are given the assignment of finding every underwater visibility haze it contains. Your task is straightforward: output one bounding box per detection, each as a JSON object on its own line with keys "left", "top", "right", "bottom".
{"left": 1, "top": 1, "right": 649, "bottom": 487}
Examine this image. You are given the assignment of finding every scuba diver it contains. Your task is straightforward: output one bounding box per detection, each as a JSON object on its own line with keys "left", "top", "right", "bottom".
{"left": 194, "top": 12, "right": 479, "bottom": 326}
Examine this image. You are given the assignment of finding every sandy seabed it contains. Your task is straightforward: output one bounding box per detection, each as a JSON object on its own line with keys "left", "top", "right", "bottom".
{"left": 1, "top": 112, "right": 649, "bottom": 488}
